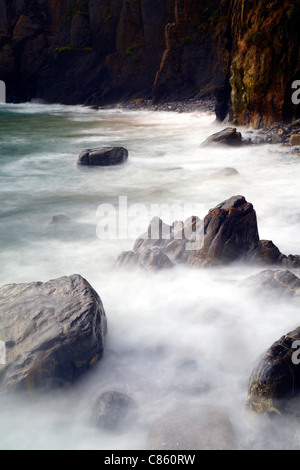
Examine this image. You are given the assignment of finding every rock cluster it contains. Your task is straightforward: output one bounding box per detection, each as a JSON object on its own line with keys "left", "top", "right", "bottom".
{"left": 116, "top": 195, "right": 300, "bottom": 270}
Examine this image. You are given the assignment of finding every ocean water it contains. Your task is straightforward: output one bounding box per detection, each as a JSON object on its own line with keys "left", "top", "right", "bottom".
{"left": 1, "top": 103, "right": 300, "bottom": 450}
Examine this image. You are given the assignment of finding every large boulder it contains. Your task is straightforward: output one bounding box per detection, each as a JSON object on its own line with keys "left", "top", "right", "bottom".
{"left": 78, "top": 147, "right": 128, "bottom": 166}
{"left": 0, "top": 274, "right": 107, "bottom": 393}
{"left": 247, "top": 327, "right": 300, "bottom": 416}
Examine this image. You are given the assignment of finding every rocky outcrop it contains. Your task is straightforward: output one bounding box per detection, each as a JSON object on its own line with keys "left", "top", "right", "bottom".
{"left": 0, "top": 0, "right": 298, "bottom": 125}
{"left": 116, "top": 195, "right": 300, "bottom": 270}
{"left": 0, "top": 274, "right": 107, "bottom": 393}
{"left": 78, "top": 147, "right": 128, "bottom": 166}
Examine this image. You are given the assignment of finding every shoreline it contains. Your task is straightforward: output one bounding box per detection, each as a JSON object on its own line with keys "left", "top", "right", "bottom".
{"left": 97, "top": 97, "right": 217, "bottom": 114}
{"left": 3, "top": 97, "right": 300, "bottom": 149}
{"left": 98, "top": 98, "right": 300, "bottom": 148}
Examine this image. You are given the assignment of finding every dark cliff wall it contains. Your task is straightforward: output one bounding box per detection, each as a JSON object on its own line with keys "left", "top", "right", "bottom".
{"left": 229, "top": 0, "right": 300, "bottom": 126}
{"left": 0, "top": 0, "right": 299, "bottom": 126}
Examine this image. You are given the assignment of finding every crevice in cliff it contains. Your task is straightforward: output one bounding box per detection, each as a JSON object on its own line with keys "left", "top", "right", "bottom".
{"left": 214, "top": 0, "right": 234, "bottom": 122}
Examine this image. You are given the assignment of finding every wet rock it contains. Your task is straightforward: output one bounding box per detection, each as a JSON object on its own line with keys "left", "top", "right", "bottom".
{"left": 242, "top": 270, "right": 300, "bottom": 297}
{"left": 92, "top": 391, "right": 137, "bottom": 431}
{"left": 0, "top": 275, "right": 107, "bottom": 393}
{"left": 201, "top": 128, "right": 244, "bottom": 147}
{"left": 78, "top": 147, "right": 128, "bottom": 166}
{"left": 200, "top": 195, "right": 259, "bottom": 264}
{"left": 252, "top": 240, "right": 283, "bottom": 265}
{"left": 290, "top": 135, "right": 300, "bottom": 146}
{"left": 247, "top": 327, "right": 300, "bottom": 416}
{"left": 148, "top": 407, "right": 236, "bottom": 450}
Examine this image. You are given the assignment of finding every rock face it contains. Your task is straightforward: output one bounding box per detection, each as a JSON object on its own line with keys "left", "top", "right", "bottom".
{"left": 0, "top": 274, "right": 107, "bottom": 393}
{"left": 116, "top": 195, "right": 300, "bottom": 270}
{"left": 0, "top": 0, "right": 299, "bottom": 125}
{"left": 78, "top": 147, "right": 128, "bottom": 166}
{"left": 148, "top": 408, "right": 236, "bottom": 450}
{"left": 247, "top": 327, "right": 300, "bottom": 416}
{"left": 229, "top": 0, "right": 300, "bottom": 126}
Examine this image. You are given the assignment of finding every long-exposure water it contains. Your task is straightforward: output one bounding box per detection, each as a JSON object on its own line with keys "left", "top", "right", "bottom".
{"left": 1, "top": 103, "right": 300, "bottom": 449}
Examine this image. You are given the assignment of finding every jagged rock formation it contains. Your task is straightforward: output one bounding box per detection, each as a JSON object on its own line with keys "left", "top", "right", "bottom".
{"left": 116, "top": 195, "right": 300, "bottom": 270}
{"left": 0, "top": 0, "right": 299, "bottom": 125}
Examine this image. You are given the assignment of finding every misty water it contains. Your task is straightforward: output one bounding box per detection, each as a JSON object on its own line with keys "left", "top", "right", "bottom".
{"left": 1, "top": 103, "right": 300, "bottom": 450}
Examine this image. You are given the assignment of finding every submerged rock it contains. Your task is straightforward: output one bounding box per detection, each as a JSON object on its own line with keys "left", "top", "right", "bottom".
{"left": 247, "top": 327, "right": 300, "bottom": 417}
{"left": 44, "top": 214, "right": 71, "bottom": 226}
{"left": 209, "top": 167, "right": 240, "bottom": 178}
{"left": 92, "top": 391, "right": 137, "bottom": 431}
{"left": 148, "top": 407, "right": 236, "bottom": 450}
{"left": 0, "top": 274, "right": 107, "bottom": 393}
{"left": 242, "top": 270, "right": 300, "bottom": 297}
{"left": 78, "top": 147, "right": 128, "bottom": 166}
